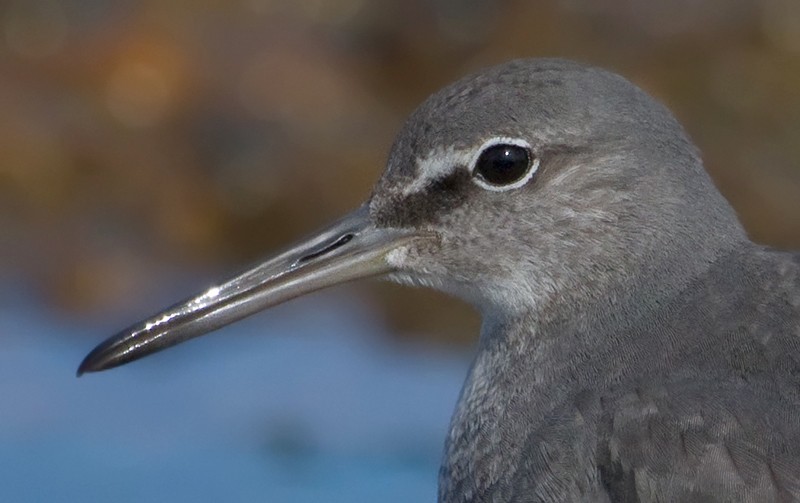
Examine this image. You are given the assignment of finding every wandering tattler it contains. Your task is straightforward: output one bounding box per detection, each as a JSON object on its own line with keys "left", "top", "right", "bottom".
{"left": 79, "top": 59, "right": 800, "bottom": 501}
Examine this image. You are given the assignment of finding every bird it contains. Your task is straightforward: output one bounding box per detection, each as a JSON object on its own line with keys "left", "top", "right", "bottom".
{"left": 78, "top": 58, "right": 800, "bottom": 502}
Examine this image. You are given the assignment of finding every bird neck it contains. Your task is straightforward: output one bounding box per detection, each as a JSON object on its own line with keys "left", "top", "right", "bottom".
{"left": 440, "top": 236, "right": 752, "bottom": 501}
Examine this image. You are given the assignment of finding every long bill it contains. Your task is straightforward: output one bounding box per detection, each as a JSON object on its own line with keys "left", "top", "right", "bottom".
{"left": 77, "top": 205, "right": 421, "bottom": 375}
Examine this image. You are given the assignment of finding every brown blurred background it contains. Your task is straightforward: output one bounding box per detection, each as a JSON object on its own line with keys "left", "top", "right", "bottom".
{"left": 2, "top": 0, "right": 799, "bottom": 345}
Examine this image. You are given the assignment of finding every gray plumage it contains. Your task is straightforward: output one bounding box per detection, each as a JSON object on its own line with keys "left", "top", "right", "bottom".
{"left": 371, "top": 59, "right": 800, "bottom": 502}
{"left": 78, "top": 58, "right": 800, "bottom": 502}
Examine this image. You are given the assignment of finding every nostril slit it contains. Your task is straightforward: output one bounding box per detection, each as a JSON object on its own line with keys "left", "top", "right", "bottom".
{"left": 297, "top": 233, "right": 354, "bottom": 264}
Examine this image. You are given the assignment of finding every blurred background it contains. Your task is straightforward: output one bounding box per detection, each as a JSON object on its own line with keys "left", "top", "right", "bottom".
{"left": 2, "top": 0, "right": 799, "bottom": 501}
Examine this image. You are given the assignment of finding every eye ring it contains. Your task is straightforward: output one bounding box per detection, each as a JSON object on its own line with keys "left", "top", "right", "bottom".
{"left": 470, "top": 138, "right": 539, "bottom": 192}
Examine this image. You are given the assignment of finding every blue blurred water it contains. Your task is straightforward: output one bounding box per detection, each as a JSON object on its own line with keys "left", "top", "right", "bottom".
{"left": 0, "top": 291, "right": 469, "bottom": 502}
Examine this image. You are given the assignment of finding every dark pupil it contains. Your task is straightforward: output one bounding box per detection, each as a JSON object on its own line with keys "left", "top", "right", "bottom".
{"left": 474, "top": 144, "right": 531, "bottom": 186}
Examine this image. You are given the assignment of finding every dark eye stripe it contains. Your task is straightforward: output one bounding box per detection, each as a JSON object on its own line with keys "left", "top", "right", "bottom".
{"left": 373, "top": 168, "right": 471, "bottom": 227}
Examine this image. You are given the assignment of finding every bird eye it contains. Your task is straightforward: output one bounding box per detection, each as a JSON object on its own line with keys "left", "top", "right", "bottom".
{"left": 472, "top": 142, "right": 537, "bottom": 190}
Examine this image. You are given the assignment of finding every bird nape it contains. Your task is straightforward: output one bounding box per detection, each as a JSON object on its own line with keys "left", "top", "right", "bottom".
{"left": 78, "top": 58, "right": 800, "bottom": 502}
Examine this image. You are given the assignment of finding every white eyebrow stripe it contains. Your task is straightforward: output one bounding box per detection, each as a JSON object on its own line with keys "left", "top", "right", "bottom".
{"left": 402, "top": 147, "right": 473, "bottom": 196}
{"left": 402, "top": 136, "right": 535, "bottom": 196}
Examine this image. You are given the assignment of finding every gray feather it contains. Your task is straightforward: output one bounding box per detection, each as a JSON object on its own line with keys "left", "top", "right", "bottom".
{"left": 369, "top": 59, "right": 800, "bottom": 501}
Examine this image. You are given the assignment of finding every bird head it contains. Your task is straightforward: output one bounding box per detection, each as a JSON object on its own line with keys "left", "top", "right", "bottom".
{"left": 78, "top": 59, "right": 744, "bottom": 374}
{"left": 369, "top": 59, "right": 743, "bottom": 318}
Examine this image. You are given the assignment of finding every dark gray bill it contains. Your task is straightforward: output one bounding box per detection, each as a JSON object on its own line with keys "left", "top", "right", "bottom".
{"left": 77, "top": 205, "right": 420, "bottom": 375}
